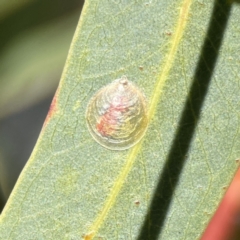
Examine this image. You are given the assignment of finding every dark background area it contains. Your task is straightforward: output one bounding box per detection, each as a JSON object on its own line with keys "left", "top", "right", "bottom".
{"left": 0, "top": 0, "right": 84, "bottom": 212}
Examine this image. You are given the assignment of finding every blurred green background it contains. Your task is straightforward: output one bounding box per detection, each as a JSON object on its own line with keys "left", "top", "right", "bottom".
{"left": 0, "top": 0, "right": 84, "bottom": 211}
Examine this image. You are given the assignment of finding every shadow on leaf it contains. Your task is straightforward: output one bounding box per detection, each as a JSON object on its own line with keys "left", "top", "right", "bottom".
{"left": 137, "top": 0, "right": 232, "bottom": 239}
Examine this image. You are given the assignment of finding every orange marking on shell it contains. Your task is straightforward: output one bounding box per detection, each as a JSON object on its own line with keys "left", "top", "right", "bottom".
{"left": 96, "top": 99, "right": 128, "bottom": 137}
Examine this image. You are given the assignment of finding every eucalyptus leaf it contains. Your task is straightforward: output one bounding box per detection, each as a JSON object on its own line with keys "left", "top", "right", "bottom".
{"left": 0, "top": 0, "right": 240, "bottom": 239}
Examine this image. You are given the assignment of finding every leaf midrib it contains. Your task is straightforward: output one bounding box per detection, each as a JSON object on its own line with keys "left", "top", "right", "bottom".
{"left": 84, "top": 0, "right": 193, "bottom": 239}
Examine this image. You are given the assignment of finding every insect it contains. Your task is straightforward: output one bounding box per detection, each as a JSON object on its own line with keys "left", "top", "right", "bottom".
{"left": 86, "top": 76, "right": 148, "bottom": 150}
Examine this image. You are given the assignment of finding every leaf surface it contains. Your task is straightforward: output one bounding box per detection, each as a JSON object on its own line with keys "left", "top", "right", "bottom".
{"left": 1, "top": 0, "right": 240, "bottom": 239}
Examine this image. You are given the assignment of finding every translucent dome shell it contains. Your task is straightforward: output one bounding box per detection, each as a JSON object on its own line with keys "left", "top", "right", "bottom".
{"left": 86, "top": 76, "right": 148, "bottom": 150}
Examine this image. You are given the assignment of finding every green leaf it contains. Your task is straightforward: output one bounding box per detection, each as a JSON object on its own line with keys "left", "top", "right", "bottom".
{"left": 1, "top": 0, "right": 240, "bottom": 239}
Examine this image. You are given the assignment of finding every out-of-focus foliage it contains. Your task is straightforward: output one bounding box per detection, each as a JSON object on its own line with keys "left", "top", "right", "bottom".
{"left": 0, "top": 0, "right": 32, "bottom": 20}
{"left": 0, "top": 0, "right": 83, "bottom": 209}
{"left": 0, "top": 0, "right": 83, "bottom": 118}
